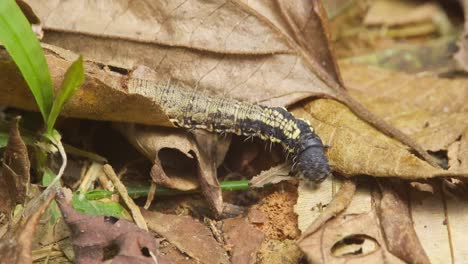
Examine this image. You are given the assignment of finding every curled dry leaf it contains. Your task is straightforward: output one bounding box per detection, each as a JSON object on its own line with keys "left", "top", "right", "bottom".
{"left": 375, "top": 179, "right": 430, "bottom": 264}
{"left": 0, "top": 117, "right": 30, "bottom": 215}
{"left": 298, "top": 179, "right": 356, "bottom": 242}
{"left": 142, "top": 209, "right": 230, "bottom": 264}
{"left": 55, "top": 189, "right": 159, "bottom": 264}
{"left": 0, "top": 193, "right": 55, "bottom": 264}
{"left": 249, "top": 163, "right": 292, "bottom": 188}
{"left": 117, "top": 124, "right": 229, "bottom": 215}
{"left": 298, "top": 210, "right": 405, "bottom": 264}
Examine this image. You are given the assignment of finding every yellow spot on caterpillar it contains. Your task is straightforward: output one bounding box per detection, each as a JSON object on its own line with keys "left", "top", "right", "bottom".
{"left": 292, "top": 129, "right": 301, "bottom": 139}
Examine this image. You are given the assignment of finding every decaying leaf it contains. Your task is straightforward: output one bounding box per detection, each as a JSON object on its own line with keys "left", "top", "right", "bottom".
{"left": 143, "top": 209, "right": 230, "bottom": 264}
{"left": 375, "top": 179, "right": 430, "bottom": 264}
{"left": 222, "top": 214, "right": 265, "bottom": 264}
{"left": 298, "top": 179, "right": 356, "bottom": 241}
{"left": 298, "top": 210, "right": 404, "bottom": 264}
{"left": 0, "top": 117, "right": 30, "bottom": 215}
{"left": 55, "top": 189, "right": 160, "bottom": 264}
{"left": 249, "top": 163, "right": 292, "bottom": 188}
{"left": 117, "top": 124, "right": 228, "bottom": 215}
{"left": 16, "top": 0, "right": 440, "bottom": 167}
{"left": 455, "top": 0, "right": 468, "bottom": 71}
{"left": 0, "top": 193, "right": 54, "bottom": 264}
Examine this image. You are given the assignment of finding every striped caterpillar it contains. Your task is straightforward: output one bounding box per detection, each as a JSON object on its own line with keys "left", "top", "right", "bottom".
{"left": 127, "top": 78, "right": 331, "bottom": 182}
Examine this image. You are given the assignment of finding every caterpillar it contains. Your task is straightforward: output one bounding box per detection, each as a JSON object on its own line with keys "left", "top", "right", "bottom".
{"left": 127, "top": 78, "right": 331, "bottom": 182}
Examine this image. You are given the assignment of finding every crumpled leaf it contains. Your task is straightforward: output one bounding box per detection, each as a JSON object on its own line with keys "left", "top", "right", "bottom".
{"left": 0, "top": 46, "right": 172, "bottom": 127}
{"left": 55, "top": 189, "right": 160, "bottom": 264}
{"left": 448, "top": 130, "right": 468, "bottom": 172}
{"left": 24, "top": 0, "right": 340, "bottom": 106}
{"left": 222, "top": 214, "right": 265, "bottom": 264}
{"left": 142, "top": 209, "right": 230, "bottom": 264}
{"left": 297, "top": 179, "right": 356, "bottom": 241}
{"left": 375, "top": 179, "right": 430, "bottom": 264}
{"left": 455, "top": 0, "right": 468, "bottom": 71}
{"left": 0, "top": 193, "right": 55, "bottom": 264}
{"left": 117, "top": 124, "right": 229, "bottom": 215}
{"left": 0, "top": 117, "right": 30, "bottom": 215}
{"left": 299, "top": 210, "right": 405, "bottom": 264}
{"left": 249, "top": 163, "right": 292, "bottom": 188}
{"left": 341, "top": 62, "right": 468, "bottom": 153}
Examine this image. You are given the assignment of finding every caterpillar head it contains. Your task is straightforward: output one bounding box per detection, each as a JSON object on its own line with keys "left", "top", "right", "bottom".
{"left": 295, "top": 136, "right": 331, "bottom": 182}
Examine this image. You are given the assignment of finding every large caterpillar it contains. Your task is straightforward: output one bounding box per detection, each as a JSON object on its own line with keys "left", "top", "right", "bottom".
{"left": 127, "top": 78, "right": 331, "bottom": 182}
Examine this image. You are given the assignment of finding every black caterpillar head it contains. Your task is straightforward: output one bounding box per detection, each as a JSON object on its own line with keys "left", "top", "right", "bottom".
{"left": 294, "top": 136, "right": 331, "bottom": 182}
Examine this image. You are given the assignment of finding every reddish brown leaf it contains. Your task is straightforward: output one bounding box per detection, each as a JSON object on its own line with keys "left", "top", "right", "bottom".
{"left": 0, "top": 117, "right": 30, "bottom": 215}
{"left": 0, "top": 193, "right": 54, "bottom": 264}
{"left": 222, "top": 215, "right": 265, "bottom": 264}
{"left": 55, "top": 189, "right": 159, "bottom": 264}
{"left": 143, "top": 209, "right": 230, "bottom": 264}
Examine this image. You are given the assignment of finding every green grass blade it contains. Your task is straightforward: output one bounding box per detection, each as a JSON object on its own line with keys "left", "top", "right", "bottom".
{"left": 0, "top": 0, "right": 54, "bottom": 121}
{"left": 46, "top": 56, "right": 84, "bottom": 133}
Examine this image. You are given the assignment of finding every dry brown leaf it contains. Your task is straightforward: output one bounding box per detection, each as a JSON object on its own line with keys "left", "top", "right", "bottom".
{"left": 340, "top": 62, "right": 468, "bottom": 114}
{"left": 294, "top": 102, "right": 449, "bottom": 178}
{"left": 298, "top": 179, "right": 356, "bottom": 241}
{"left": 56, "top": 189, "right": 160, "bottom": 264}
{"left": 142, "top": 209, "right": 230, "bottom": 264}
{"left": 448, "top": 130, "right": 468, "bottom": 172}
{"left": 0, "top": 118, "right": 30, "bottom": 215}
{"left": 257, "top": 239, "right": 303, "bottom": 264}
{"left": 21, "top": 0, "right": 441, "bottom": 166}
{"left": 222, "top": 215, "right": 265, "bottom": 264}
{"left": 249, "top": 163, "right": 292, "bottom": 188}
{"left": 455, "top": 0, "right": 468, "bottom": 71}
{"left": 24, "top": 0, "right": 339, "bottom": 106}
{"left": 0, "top": 193, "right": 55, "bottom": 264}
{"left": 375, "top": 180, "right": 430, "bottom": 264}
{"left": 117, "top": 124, "right": 226, "bottom": 215}
{"left": 298, "top": 210, "right": 404, "bottom": 264}
{"left": 364, "top": 0, "right": 442, "bottom": 27}
{"left": 0, "top": 46, "right": 172, "bottom": 126}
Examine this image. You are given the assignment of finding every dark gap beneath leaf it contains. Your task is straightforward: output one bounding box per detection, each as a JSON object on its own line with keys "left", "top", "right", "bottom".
{"left": 104, "top": 216, "right": 119, "bottom": 224}
{"left": 331, "top": 234, "right": 379, "bottom": 257}
{"left": 140, "top": 246, "right": 151, "bottom": 257}
{"left": 428, "top": 150, "right": 448, "bottom": 169}
{"left": 102, "top": 243, "right": 119, "bottom": 261}
{"left": 158, "top": 148, "right": 197, "bottom": 178}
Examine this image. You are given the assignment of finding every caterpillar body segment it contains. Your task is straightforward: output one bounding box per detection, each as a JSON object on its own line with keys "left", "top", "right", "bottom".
{"left": 127, "top": 78, "right": 331, "bottom": 182}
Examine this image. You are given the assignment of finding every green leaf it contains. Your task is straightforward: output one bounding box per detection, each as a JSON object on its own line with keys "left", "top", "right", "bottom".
{"left": 72, "top": 192, "right": 125, "bottom": 218}
{"left": 42, "top": 168, "right": 57, "bottom": 187}
{"left": 41, "top": 169, "right": 61, "bottom": 224}
{"left": 0, "top": 0, "right": 54, "bottom": 121}
{"left": 84, "top": 190, "right": 114, "bottom": 200}
{"left": 46, "top": 56, "right": 84, "bottom": 133}
{"left": 0, "top": 132, "right": 8, "bottom": 148}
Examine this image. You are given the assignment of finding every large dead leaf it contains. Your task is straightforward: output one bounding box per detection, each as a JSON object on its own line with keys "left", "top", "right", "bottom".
{"left": 24, "top": 0, "right": 339, "bottom": 106}
{"left": 222, "top": 214, "right": 265, "bottom": 264}
{"left": 55, "top": 189, "right": 160, "bottom": 264}
{"left": 117, "top": 124, "right": 227, "bottom": 215}
{"left": 0, "top": 118, "right": 30, "bottom": 215}
{"left": 143, "top": 209, "right": 230, "bottom": 264}
{"left": 19, "top": 0, "right": 440, "bottom": 166}
{"left": 375, "top": 180, "right": 430, "bottom": 264}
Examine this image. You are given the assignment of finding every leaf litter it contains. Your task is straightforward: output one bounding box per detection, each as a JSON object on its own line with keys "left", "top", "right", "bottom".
{"left": 0, "top": 0, "right": 467, "bottom": 263}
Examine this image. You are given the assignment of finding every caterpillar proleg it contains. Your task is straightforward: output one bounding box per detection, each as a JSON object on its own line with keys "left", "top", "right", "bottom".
{"left": 127, "top": 78, "right": 331, "bottom": 182}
